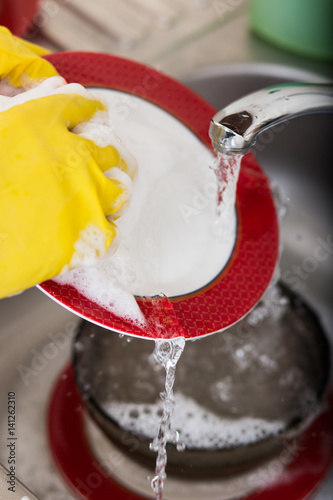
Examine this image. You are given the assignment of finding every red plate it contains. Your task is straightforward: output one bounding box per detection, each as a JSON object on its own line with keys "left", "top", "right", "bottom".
{"left": 38, "top": 52, "right": 279, "bottom": 339}
{"left": 48, "top": 365, "right": 333, "bottom": 500}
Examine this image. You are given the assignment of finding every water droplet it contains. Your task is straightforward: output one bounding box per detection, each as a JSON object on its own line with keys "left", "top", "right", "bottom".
{"left": 176, "top": 442, "right": 186, "bottom": 452}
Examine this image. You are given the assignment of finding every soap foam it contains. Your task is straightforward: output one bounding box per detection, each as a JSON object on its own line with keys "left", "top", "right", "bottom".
{"left": 0, "top": 76, "right": 68, "bottom": 112}
{"left": 0, "top": 78, "right": 24, "bottom": 98}
{"left": 64, "top": 223, "right": 117, "bottom": 270}
{"left": 103, "top": 167, "right": 133, "bottom": 219}
{"left": 105, "top": 392, "right": 285, "bottom": 450}
{"left": 73, "top": 118, "right": 138, "bottom": 181}
{"left": 55, "top": 264, "right": 146, "bottom": 326}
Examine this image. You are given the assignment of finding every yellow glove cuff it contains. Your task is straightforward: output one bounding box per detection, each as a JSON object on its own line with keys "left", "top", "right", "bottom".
{"left": 0, "top": 26, "right": 58, "bottom": 86}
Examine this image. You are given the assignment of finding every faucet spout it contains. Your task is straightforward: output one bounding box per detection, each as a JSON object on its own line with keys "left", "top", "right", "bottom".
{"left": 209, "top": 83, "right": 333, "bottom": 155}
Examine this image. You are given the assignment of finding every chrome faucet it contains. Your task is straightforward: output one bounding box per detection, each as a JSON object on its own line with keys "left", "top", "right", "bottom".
{"left": 209, "top": 83, "right": 333, "bottom": 155}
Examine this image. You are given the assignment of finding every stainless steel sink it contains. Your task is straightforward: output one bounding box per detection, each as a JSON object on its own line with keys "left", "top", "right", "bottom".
{"left": 182, "top": 63, "right": 333, "bottom": 342}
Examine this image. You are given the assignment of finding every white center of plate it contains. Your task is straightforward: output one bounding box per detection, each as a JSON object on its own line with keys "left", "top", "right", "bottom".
{"left": 93, "top": 88, "right": 236, "bottom": 297}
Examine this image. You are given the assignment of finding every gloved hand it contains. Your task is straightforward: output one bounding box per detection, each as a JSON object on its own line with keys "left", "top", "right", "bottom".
{"left": 0, "top": 84, "right": 134, "bottom": 299}
{"left": 0, "top": 25, "right": 58, "bottom": 89}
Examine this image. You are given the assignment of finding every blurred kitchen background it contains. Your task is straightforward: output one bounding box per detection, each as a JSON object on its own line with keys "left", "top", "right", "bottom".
{"left": 1, "top": 0, "right": 332, "bottom": 79}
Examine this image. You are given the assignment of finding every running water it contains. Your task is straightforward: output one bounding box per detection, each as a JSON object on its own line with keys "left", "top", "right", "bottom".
{"left": 150, "top": 337, "right": 186, "bottom": 500}
{"left": 147, "top": 153, "right": 243, "bottom": 498}
{"left": 212, "top": 152, "right": 242, "bottom": 216}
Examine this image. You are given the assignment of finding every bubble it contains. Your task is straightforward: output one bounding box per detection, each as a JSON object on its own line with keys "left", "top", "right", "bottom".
{"left": 177, "top": 442, "right": 186, "bottom": 452}
{"left": 129, "top": 409, "right": 139, "bottom": 419}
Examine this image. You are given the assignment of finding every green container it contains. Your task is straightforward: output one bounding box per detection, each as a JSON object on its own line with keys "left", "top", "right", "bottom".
{"left": 249, "top": 0, "right": 333, "bottom": 61}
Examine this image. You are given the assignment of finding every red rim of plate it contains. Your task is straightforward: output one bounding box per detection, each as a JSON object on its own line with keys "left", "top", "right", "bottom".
{"left": 48, "top": 364, "right": 333, "bottom": 500}
{"left": 38, "top": 52, "right": 279, "bottom": 339}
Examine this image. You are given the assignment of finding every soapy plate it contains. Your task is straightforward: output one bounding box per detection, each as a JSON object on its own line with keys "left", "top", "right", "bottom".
{"left": 38, "top": 52, "right": 279, "bottom": 339}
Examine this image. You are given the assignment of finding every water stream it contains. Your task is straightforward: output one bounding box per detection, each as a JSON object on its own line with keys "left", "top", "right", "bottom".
{"left": 212, "top": 152, "right": 242, "bottom": 216}
{"left": 147, "top": 152, "right": 244, "bottom": 498}
{"left": 150, "top": 337, "right": 186, "bottom": 499}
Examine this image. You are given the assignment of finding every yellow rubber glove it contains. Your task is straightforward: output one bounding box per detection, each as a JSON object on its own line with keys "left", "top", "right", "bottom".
{"left": 0, "top": 90, "right": 133, "bottom": 299}
{"left": 0, "top": 25, "right": 58, "bottom": 88}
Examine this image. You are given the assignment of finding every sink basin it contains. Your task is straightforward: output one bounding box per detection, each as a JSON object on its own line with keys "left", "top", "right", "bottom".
{"left": 182, "top": 63, "right": 333, "bottom": 342}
